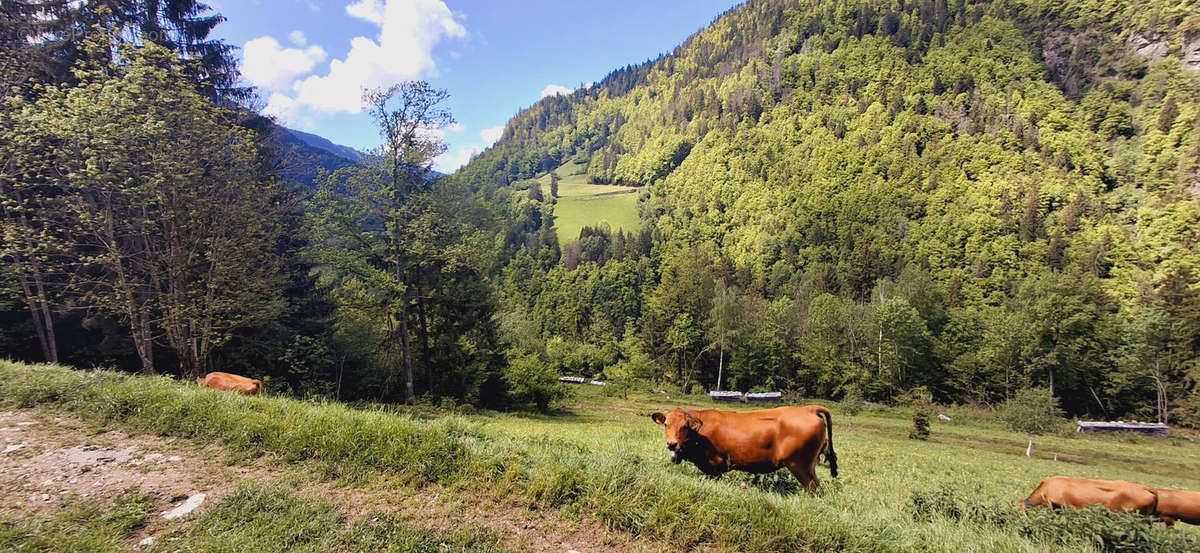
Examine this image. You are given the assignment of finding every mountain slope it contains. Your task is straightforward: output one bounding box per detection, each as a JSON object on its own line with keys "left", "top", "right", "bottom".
{"left": 456, "top": 0, "right": 1200, "bottom": 420}
{"left": 268, "top": 124, "right": 363, "bottom": 187}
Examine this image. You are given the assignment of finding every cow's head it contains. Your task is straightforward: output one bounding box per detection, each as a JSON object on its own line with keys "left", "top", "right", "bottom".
{"left": 650, "top": 408, "right": 703, "bottom": 464}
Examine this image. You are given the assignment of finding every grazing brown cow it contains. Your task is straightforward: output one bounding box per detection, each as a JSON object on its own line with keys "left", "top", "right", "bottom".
{"left": 650, "top": 405, "right": 837, "bottom": 492}
{"left": 1151, "top": 488, "right": 1200, "bottom": 526}
{"left": 199, "top": 372, "right": 264, "bottom": 395}
{"left": 1019, "top": 477, "right": 1158, "bottom": 516}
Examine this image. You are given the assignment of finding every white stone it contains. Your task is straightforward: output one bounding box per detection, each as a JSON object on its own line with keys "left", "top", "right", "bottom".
{"left": 144, "top": 453, "right": 164, "bottom": 462}
{"left": 3, "top": 444, "right": 24, "bottom": 453}
{"left": 167, "top": 455, "right": 182, "bottom": 462}
{"left": 16, "top": 422, "right": 34, "bottom": 426}
{"left": 139, "top": 537, "right": 157, "bottom": 546}
{"left": 161, "top": 493, "right": 206, "bottom": 520}
{"left": 937, "top": 414, "right": 952, "bottom": 422}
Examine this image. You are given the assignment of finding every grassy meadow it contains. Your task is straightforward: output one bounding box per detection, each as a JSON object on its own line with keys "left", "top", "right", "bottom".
{"left": 2, "top": 360, "right": 1199, "bottom": 553}
{"left": 538, "top": 159, "right": 640, "bottom": 243}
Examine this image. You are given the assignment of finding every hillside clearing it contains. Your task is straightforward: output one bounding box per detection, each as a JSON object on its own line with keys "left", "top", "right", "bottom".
{"left": 537, "top": 160, "right": 641, "bottom": 243}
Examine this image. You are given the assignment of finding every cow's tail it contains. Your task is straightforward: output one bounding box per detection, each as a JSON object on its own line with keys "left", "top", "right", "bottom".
{"left": 816, "top": 406, "right": 838, "bottom": 478}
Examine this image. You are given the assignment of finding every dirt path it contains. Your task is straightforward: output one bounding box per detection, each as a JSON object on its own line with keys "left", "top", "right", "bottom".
{"left": 0, "top": 409, "right": 663, "bottom": 553}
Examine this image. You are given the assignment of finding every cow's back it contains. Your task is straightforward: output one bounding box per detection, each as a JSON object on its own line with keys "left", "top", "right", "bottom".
{"left": 705, "top": 406, "right": 827, "bottom": 468}
{"left": 201, "top": 372, "right": 261, "bottom": 395}
{"left": 1031, "top": 477, "right": 1156, "bottom": 514}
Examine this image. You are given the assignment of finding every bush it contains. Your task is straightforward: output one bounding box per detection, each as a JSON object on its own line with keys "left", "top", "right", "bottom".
{"left": 503, "top": 354, "right": 570, "bottom": 412}
{"left": 999, "top": 388, "right": 1064, "bottom": 435}
{"left": 839, "top": 385, "right": 864, "bottom": 416}
{"left": 909, "top": 411, "right": 931, "bottom": 440}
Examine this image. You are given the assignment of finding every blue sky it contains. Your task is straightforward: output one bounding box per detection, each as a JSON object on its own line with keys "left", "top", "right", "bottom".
{"left": 206, "top": 0, "right": 741, "bottom": 172}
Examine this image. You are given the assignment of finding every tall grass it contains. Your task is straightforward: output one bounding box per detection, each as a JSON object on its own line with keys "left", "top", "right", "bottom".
{"left": 2, "top": 361, "right": 1195, "bottom": 553}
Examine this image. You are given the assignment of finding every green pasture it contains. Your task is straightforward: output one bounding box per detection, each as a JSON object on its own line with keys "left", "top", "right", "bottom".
{"left": 537, "top": 159, "right": 641, "bottom": 243}
{"left": 2, "top": 361, "right": 1198, "bottom": 553}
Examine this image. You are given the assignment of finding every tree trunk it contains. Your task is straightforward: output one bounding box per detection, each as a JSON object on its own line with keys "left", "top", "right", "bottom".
{"left": 716, "top": 347, "right": 724, "bottom": 392}
{"left": 416, "top": 285, "right": 432, "bottom": 393}
{"left": 397, "top": 301, "right": 415, "bottom": 403}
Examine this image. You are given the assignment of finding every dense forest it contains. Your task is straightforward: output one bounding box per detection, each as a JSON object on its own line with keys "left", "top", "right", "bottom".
{"left": 3, "top": 0, "right": 1200, "bottom": 425}
{"left": 454, "top": 0, "right": 1200, "bottom": 424}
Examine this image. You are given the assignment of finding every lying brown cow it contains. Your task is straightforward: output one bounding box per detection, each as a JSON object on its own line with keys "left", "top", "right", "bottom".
{"left": 1151, "top": 488, "right": 1200, "bottom": 526}
{"left": 650, "top": 405, "right": 837, "bottom": 492}
{"left": 1019, "top": 477, "right": 1158, "bottom": 516}
{"left": 199, "top": 372, "right": 264, "bottom": 395}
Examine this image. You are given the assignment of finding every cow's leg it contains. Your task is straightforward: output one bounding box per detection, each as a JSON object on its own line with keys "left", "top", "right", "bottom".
{"left": 784, "top": 460, "right": 819, "bottom": 493}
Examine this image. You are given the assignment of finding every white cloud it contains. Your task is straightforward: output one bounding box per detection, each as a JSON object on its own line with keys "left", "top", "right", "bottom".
{"left": 480, "top": 125, "right": 504, "bottom": 145}
{"left": 241, "top": 36, "right": 327, "bottom": 91}
{"left": 540, "top": 84, "right": 572, "bottom": 98}
{"left": 437, "top": 145, "right": 481, "bottom": 173}
{"left": 288, "top": 30, "right": 307, "bottom": 47}
{"left": 346, "top": 0, "right": 386, "bottom": 24}
{"left": 283, "top": 0, "right": 466, "bottom": 114}
{"left": 263, "top": 92, "right": 302, "bottom": 124}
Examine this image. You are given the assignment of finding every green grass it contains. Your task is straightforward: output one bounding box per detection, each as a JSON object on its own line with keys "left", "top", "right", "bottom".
{"left": 0, "top": 484, "right": 513, "bottom": 553}
{"left": 537, "top": 159, "right": 641, "bottom": 243}
{"left": 0, "top": 493, "right": 153, "bottom": 553}
{"left": 2, "top": 360, "right": 1198, "bottom": 553}
{"left": 149, "top": 484, "right": 511, "bottom": 553}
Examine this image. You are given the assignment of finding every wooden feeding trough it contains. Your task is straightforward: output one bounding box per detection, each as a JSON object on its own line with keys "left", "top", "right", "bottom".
{"left": 708, "top": 390, "right": 743, "bottom": 402}
{"left": 1076, "top": 421, "right": 1168, "bottom": 438}
{"left": 745, "top": 392, "right": 783, "bottom": 403}
{"left": 587, "top": 380, "right": 606, "bottom": 386}
{"left": 558, "top": 376, "right": 586, "bottom": 384}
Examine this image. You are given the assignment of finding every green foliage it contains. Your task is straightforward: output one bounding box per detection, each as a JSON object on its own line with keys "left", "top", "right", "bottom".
{"left": 909, "top": 411, "right": 931, "bottom": 440}
{"left": 908, "top": 485, "right": 1198, "bottom": 553}
{"left": 503, "top": 353, "right": 571, "bottom": 412}
{"left": 450, "top": 0, "right": 1200, "bottom": 423}
{"left": 840, "top": 384, "right": 865, "bottom": 416}
{"left": 999, "top": 387, "right": 1065, "bottom": 435}
{"left": 3, "top": 37, "right": 284, "bottom": 376}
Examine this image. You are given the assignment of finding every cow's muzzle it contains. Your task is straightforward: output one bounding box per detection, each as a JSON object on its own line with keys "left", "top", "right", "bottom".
{"left": 667, "top": 442, "right": 682, "bottom": 464}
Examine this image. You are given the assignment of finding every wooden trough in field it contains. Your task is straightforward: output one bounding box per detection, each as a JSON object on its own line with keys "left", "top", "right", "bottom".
{"left": 557, "top": 376, "right": 607, "bottom": 386}
{"left": 708, "top": 390, "right": 743, "bottom": 402}
{"left": 1076, "top": 420, "right": 1168, "bottom": 438}
{"left": 745, "top": 392, "right": 783, "bottom": 403}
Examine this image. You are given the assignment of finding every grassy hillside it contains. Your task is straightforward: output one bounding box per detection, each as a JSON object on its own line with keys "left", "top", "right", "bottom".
{"left": 3, "top": 361, "right": 1198, "bottom": 552}
{"left": 537, "top": 159, "right": 641, "bottom": 243}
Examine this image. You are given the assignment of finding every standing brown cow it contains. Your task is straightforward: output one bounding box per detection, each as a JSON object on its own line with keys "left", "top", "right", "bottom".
{"left": 199, "top": 372, "right": 264, "bottom": 395}
{"left": 1019, "top": 477, "right": 1158, "bottom": 516}
{"left": 650, "top": 405, "right": 837, "bottom": 492}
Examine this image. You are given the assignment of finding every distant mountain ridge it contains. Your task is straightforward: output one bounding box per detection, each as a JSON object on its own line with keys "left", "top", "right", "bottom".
{"left": 266, "top": 124, "right": 364, "bottom": 187}
{"left": 284, "top": 127, "right": 365, "bottom": 163}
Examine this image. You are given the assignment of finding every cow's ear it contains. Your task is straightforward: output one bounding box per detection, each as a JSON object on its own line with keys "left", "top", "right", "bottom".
{"left": 651, "top": 412, "right": 666, "bottom": 426}
{"left": 686, "top": 412, "right": 703, "bottom": 431}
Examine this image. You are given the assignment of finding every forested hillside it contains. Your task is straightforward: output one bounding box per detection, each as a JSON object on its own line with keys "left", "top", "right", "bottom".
{"left": 455, "top": 0, "right": 1200, "bottom": 423}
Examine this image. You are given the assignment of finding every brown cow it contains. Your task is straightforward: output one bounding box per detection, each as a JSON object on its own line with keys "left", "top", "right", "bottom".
{"left": 1019, "top": 477, "right": 1158, "bottom": 516}
{"left": 650, "top": 405, "right": 837, "bottom": 492}
{"left": 1151, "top": 488, "right": 1200, "bottom": 526}
{"left": 199, "top": 372, "right": 264, "bottom": 395}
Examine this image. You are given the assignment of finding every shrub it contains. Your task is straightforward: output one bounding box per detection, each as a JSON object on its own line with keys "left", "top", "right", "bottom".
{"left": 999, "top": 388, "right": 1063, "bottom": 435}
{"left": 503, "top": 354, "right": 570, "bottom": 412}
{"left": 839, "top": 385, "right": 864, "bottom": 416}
{"left": 909, "top": 411, "right": 931, "bottom": 440}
